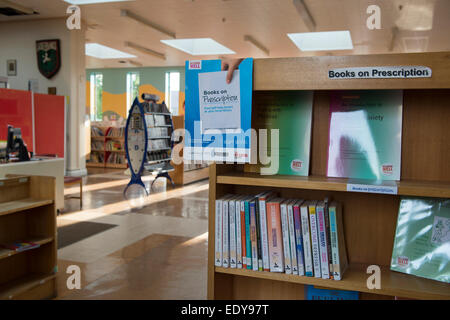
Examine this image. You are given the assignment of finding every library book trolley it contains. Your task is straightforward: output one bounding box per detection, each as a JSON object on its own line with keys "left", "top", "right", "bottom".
{"left": 208, "top": 52, "right": 450, "bottom": 300}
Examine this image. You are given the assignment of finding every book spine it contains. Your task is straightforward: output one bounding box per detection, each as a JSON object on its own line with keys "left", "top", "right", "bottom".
{"left": 229, "top": 199, "right": 237, "bottom": 268}
{"left": 259, "top": 197, "right": 270, "bottom": 272}
{"left": 222, "top": 200, "right": 230, "bottom": 268}
{"left": 215, "top": 199, "right": 222, "bottom": 267}
{"left": 280, "top": 203, "right": 292, "bottom": 274}
{"left": 293, "top": 204, "right": 305, "bottom": 276}
{"left": 254, "top": 199, "right": 263, "bottom": 271}
{"left": 235, "top": 199, "right": 243, "bottom": 269}
{"left": 287, "top": 203, "right": 299, "bottom": 275}
{"left": 317, "top": 205, "right": 330, "bottom": 279}
{"left": 324, "top": 202, "right": 334, "bottom": 279}
{"left": 329, "top": 205, "right": 341, "bottom": 280}
{"left": 309, "top": 204, "right": 322, "bottom": 278}
{"left": 244, "top": 200, "right": 252, "bottom": 270}
{"left": 241, "top": 200, "right": 247, "bottom": 268}
{"left": 267, "top": 202, "right": 284, "bottom": 272}
{"left": 301, "top": 205, "right": 313, "bottom": 276}
{"left": 250, "top": 201, "right": 259, "bottom": 271}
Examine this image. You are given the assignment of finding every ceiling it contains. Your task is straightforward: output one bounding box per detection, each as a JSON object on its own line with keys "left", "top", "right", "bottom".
{"left": 1, "top": 0, "right": 450, "bottom": 68}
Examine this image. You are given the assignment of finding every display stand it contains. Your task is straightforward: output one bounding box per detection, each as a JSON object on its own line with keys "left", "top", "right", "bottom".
{"left": 0, "top": 175, "right": 57, "bottom": 299}
{"left": 141, "top": 95, "right": 175, "bottom": 188}
{"left": 208, "top": 52, "right": 450, "bottom": 300}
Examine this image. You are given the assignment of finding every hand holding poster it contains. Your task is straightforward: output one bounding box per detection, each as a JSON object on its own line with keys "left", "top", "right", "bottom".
{"left": 184, "top": 58, "right": 253, "bottom": 163}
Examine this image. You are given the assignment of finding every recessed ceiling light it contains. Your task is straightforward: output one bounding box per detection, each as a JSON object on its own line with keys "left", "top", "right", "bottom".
{"left": 85, "top": 43, "right": 136, "bottom": 59}
{"left": 287, "top": 31, "right": 353, "bottom": 51}
{"left": 160, "top": 38, "right": 235, "bottom": 55}
{"left": 64, "top": 0, "right": 133, "bottom": 5}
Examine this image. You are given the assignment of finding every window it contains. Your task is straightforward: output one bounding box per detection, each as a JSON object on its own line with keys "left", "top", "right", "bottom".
{"left": 165, "top": 71, "right": 180, "bottom": 115}
{"left": 90, "top": 72, "right": 103, "bottom": 121}
{"left": 126, "top": 71, "right": 140, "bottom": 113}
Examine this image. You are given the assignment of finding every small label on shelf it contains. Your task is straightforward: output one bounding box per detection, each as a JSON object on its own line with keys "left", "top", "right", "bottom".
{"left": 347, "top": 183, "right": 398, "bottom": 195}
{"left": 329, "top": 66, "right": 432, "bottom": 80}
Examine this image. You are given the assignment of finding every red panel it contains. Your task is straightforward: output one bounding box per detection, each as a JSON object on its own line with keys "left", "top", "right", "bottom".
{"left": 0, "top": 88, "right": 33, "bottom": 151}
{"left": 34, "top": 93, "right": 65, "bottom": 158}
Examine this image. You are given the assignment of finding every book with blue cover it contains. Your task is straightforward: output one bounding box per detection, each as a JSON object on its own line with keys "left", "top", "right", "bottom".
{"left": 184, "top": 58, "right": 253, "bottom": 163}
{"left": 306, "top": 285, "right": 359, "bottom": 300}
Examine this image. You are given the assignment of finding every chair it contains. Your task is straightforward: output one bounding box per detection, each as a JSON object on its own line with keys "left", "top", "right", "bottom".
{"left": 64, "top": 176, "right": 83, "bottom": 209}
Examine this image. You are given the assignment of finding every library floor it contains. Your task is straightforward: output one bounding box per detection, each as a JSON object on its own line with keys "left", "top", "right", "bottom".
{"left": 55, "top": 168, "right": 209, "bottom": 299}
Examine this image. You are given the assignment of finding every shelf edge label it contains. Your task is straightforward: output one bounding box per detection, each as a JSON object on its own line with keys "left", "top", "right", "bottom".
{"left": 346, "top": 183, "right": 398, "bottom": 195}
{"left": 329, "top": 66, "right": 432, "bottom": 79}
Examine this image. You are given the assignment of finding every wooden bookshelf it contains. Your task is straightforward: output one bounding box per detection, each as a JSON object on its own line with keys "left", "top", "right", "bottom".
{"left": 0, "top": 175, "right": 57, "bottom": 300}
{"left": 208, "top": 52, "right": 450, "bottom": 300}
{"left": 87, "top": 125, "right": 128, "bottom": 169}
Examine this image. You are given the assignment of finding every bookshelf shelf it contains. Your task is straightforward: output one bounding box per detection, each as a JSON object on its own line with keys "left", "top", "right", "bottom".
{"left": 0, "top": 199, "right": 54, "bottom": 217}
{"left": 0, "top": 237, "right": 53, "bottom": 260}
{"left": 208, "top": 52, "right": 450, "bottom": 301}
{"left": 215, "top": 264, "right": 450, "bottom": 300}
{"left": 216, "top": 173, "right": 450, "bottom": 198}
{"left": 0, "top": 273, "right": 56, "bottom": 300}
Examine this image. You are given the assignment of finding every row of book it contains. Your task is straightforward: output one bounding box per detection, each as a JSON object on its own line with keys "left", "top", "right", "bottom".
{"left": 107, "top": 127, "right": 125, "bottom": 137}
{"left": 91, "top": 126, "right": 104, "bottom": 137}
{"left": 91, "top": 141, "right": 104, "bottom": 151}
{"left": 106, "top": 153, "right": 126, "bottom": 164}
{"left": 146, "top": 114, "right": 169, "bottom": 127}
{"left": 148, "top": 127, "right": 171, "bottom": 138}
{"left": 149, "top": 139, "right": 170, "bottom": 151}
{"left": 215, "top": 192, "right": 348, "bottom": 280}
{"left": 105, "top": 140, "right": 124, "bottom": 151}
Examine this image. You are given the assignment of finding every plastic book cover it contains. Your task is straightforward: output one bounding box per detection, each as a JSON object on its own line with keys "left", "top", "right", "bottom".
{"left": 235, "top": 196, "right": 243, "bottom": 269}
{"left": 309, "top": 201, "right": 322, "bottom": 278}
{"left": 214, "top": 199, "right": 223, "bottom": 267}
{"left": 229, "top": 197, "right": 237, "bottom": 268}
{"left": 327, "top": 90, "right": 403, "bottom": 180}
{"left": 317, "top": 201, "right": 330, "bottom": 279}
{"left": 249, "top": 200, "right": 259, "bottom": 271}
{"left": 252, "top": 91, "right": 313, "bottom": 176}
{"left": 185, "top": 58, "right": 253, "bottom": 163}
{"left": 253, "top": 196, "right": 263, "bottom": 271}
{"left": 329, "top": 202, "right": 348, "bottom": 280}
{"left": 287, "top": 200, "right": 299, "bottom": 275}
{"left": 280, "top": 200, "right": 292, "bottom": 274}
{"left": 222, "top": 198, "right": 230, "bottom": 268}
{"left": 293, "top": 200, "right": 305, "bottom": 276}
{"left": 391, "top": 198, "right": 450, "bottom": 283}
{"left": 306, "top": 285, "right": 359, "bottom": 300}
{"left": 240, "top": 198, "right": 247, "bottom": 268}
{"left": 266, "top": 199, "right": 284, "bottom": 272}
{"left": 257, "top": 192, "right": 272, "bottom": 272}
{"left": 244, "top": 199, "right": 252, "bottom": 270}
{"left": 300, "top": 202, "right": 314, "bottom": 277}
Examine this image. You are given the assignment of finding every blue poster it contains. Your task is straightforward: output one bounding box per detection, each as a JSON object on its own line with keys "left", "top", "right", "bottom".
{"left": 184, "top": 58, "right": 253, "bottom": 163}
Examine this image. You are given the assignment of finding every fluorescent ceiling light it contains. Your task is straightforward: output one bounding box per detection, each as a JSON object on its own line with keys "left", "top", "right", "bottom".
{"left": 64, "top": 0, "right": 132, "bottom": 4}
{"left": 86, "top": 43, "right": 136, "bottom": 59}
{"left": 160, "top": 38, "right": 235, "bottom": 55}
{"left": 287, "top": 31, "right": 353, "bottom": 51}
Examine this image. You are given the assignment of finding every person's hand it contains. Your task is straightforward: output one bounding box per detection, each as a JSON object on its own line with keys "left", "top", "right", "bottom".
{"left": 221, "top": 58, "right": 244, "bottom": 84}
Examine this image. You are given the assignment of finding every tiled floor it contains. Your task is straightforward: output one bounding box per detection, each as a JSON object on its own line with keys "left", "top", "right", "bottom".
{"left": 56, "top": 168, "right": 209, "bottom": 299}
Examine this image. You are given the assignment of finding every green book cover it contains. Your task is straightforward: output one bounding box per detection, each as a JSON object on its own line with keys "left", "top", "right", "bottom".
{"left": 252, "top": 91, "right": 313, "bottom": 176}
{"left": 391, "top": 198, "right": 450, "bottom": 283}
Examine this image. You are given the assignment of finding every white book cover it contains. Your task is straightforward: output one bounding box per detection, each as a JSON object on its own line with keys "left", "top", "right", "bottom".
{"left": 280, "top": 200, "right": 292, "bottom": 274}
{"left": 300, "top": 202, "right": 313, "bottom": 276}
{"left": 257, "top": 191, "right": 272, "bottom": 272}
{"left": 309, "top": 201, "right": 322, "bottom": 278}
{"left": 222, "top": 198, "right": 230, "bottom": 268}
{"left": 329, "top": 203, "right": 347, "bottom": 280}
{"left": 229, "top": 197, "right": 237, "bottom": 268}
{"left": 287, "top": 200, "right": 298, "bottom": 275}
{"left": 215, "top": 198, "right": 223, "bottom": 267}
{"left": 235, "top": 196, "right": 243, "bottom": 269}
{"left": 198, "top": 70, "right": 241, "bottom": 132}
{"left": 317, "top": 201, "right": 330, "bottom": 279}
{"left": 293, "top": 200, "right": 305, "bottom": 276}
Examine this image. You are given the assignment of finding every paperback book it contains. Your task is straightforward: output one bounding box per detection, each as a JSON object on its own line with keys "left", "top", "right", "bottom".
{"left": 391, "top": 198, "right": 450, "bottom": 283}
{"left": 252, "top": 91, "right": 313, "bottom": 176}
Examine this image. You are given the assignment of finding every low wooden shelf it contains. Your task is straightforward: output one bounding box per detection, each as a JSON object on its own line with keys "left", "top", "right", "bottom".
{"left": 0, "top": 175, "right": 57, "bottom": 300}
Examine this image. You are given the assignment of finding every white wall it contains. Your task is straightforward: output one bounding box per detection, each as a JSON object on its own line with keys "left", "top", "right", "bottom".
{"left": 0, "top": 18, "right": 87, "bottom": 176}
